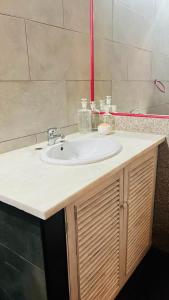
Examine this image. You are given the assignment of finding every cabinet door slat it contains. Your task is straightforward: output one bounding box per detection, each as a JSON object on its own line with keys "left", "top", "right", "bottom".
{"left": 77, "top": 186, "right": 120, "bottom": 218}
{"left": 78, "top": 198, "right": 120, "bottom": 232}
{"left": 79, "top": 220, "right": 119, "bottom": 261}
{"left": 130, "top": 158, "right": 154, "bottom": 177}
{"left": 75, "top": 176, "right": 122, "bottom": 300}
{"left": 78, "top": 180, "right": 120, "bottom": 212}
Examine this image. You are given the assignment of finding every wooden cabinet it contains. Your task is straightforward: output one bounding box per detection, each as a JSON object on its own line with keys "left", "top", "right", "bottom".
{"left": 66, "top": 149, "right": 157, "bottom": 300}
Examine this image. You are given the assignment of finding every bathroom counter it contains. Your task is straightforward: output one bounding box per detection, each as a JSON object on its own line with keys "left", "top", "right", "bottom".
{"left": 0, "top": 131, "right": 165, "bottom": 219}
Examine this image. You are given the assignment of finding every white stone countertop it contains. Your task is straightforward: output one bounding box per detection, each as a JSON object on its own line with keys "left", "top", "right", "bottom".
{"left": 0, "top": 131, "right": 165, "bottom": 220}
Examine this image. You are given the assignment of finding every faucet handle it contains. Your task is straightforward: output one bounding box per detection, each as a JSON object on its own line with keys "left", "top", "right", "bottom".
{"left": 47, "top": 128, "right": 58, "bottom": 138}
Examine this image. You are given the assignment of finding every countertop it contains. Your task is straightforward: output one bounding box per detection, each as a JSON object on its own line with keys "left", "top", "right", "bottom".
{"left": 0, "top": 131, "right": 165, "bottom": 219}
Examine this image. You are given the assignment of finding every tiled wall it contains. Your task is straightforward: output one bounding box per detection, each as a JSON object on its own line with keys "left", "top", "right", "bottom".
{"left": 111, "top": 0, "right": 169, "bottom": 115}
{"left": 115, "top": 116, "right": 169, "bottom": 253}
{"left": 2, "top": 0, "right": 169, "bottom": 153}
{"left": 0, "top": 0, "right": 113, "bottom": 153}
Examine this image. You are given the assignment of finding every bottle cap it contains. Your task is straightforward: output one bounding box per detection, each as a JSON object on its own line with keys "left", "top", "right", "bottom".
{"left": 81, "top": 98, "right": 88, "bottom": 109}
{"left": 106, "top": 96, "right": 112, "bottom": 105}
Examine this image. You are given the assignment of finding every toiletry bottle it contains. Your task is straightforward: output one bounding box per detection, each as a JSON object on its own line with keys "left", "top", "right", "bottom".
{"left": 111, "top": 105, "right": 117, "bottom": 113}
{"left": 103, "top": 105, "right": 115, "bottom": 132}
{"left": 99, "top": 99, "right": 106, "bottom": 123}
{"left": 105, "top": 96, "right": 112, "bottom": 112}
{"left": 90, "top": 101, "right": 100, "bottom": 131}
{"left": 78, "top": 98, "right": 92, "bottom": 133}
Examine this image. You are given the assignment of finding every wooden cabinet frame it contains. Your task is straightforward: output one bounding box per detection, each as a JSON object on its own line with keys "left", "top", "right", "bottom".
{"left": 66, "top": 149, "right": 158, "bottom": 300}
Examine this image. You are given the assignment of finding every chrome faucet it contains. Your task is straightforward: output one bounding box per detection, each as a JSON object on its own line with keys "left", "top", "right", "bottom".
{"left": 47, "top": 128, "right": 65, "bottom": 146}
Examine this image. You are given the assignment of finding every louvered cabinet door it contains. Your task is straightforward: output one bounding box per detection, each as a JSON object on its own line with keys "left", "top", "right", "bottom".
{"left": 124, "top": 149, "right": 157, "bottom": 276}
{"left": 66, "top": 171, "right": 123, "bottom": 300}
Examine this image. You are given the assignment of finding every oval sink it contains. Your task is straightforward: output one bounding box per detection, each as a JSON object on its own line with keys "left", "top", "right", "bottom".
{"left": 41, "top": 137, "right": 122, "bottom": 166}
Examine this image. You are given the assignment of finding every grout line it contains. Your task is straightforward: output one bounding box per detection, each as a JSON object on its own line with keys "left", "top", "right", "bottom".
{"left": 0, "top": 11, "right": 89, "bottom": 36}
{"left": 0, "top": 10, "right": 164, "bottom": 54}
{"left": 24, "top": 19, "right": 31, "bottom": 80}
{"left": 0, "top": 11, "right": 150, "bottom": 46}
{"left": 0, "top": 9, "right": 168, "bottom": 59}
{"left": 0, "top": 134, "right": 37, "bottom": 144}
{"left": 0, "top": 124, "right": 78, "bottom": 144}
{"left": 0, "top": 79, "right": 121, "bottom": 83}
{"left": 0, "top": 79, "right": 168, "bottom": 85}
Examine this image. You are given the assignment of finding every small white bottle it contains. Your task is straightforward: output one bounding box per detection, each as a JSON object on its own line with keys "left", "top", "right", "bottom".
{"left": 100, "top": 99, "right": 106, "bottom": 112}
{"left": 90, "top": 101, "right": 100, "bottom": 131}
{"left": 77, "top": 98, "right": 92, "bottom": 133}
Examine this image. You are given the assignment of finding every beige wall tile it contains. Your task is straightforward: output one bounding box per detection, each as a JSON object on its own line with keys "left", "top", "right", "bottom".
{"left": 95, "top": 81, "right": 112, "bottom": 102}
{"left": 0, "top": 135, "right": 36, "bottom": 154}
{"left": 66, "top": 81, "right": 90, "bottom": 124}
{"left": 94, "top": 0, "right": 113, "bottom": 40}
{"left": 63, "top": 0, "right": 113, "bottom": 39}
{"left": 138, "top": 82, "right": 154, "bottom": 109}
{"left": 62, "top": 124, "right": 78, "bottom": 135}
{"left": 112, "top": 80, "right": 154, "bottom": 113}
{"left": 63, "top": 0, "right": 89, "bottom": 33}
{"left": 112, "top": 81, "right": 140, "bottom": 112}
{"left": 0, "top": 14, "right": 29, "bottom": 80}
{"left": 152, "top": 52, "right": 169, "bottom": 81}
{"left": 153, "top": 0, "right": 169, "bottom": 56}
{"left": 26, "top": 21, "right": 90, "bottom": 80}
{"left": 112, "top": 42, "right": 128, "bottom": 80}
{"left": 113, "top": 3, "right": 153, "bottom": 50}
{"left": 0, "top": 0, "right": 63, "bottom": 27}
{"left": 128, "top": 47, "right": 152, "bottom": 80}
{"left": 153, "top": 23, "right": 169, "bottom": 57}
{"left": 36, "top": 132, "right": 47, "bottom": 144}
{"left": 118, "top": 0, "right": 156, "bottom": 20}
{"left": 148, "top": 103, "right": 169, "bottom": 115}
{"left": 0, "top": 81, "right": 68, "bottom": 141}
{"left": 95, "top": 38, "right": 112, "bottom": 80}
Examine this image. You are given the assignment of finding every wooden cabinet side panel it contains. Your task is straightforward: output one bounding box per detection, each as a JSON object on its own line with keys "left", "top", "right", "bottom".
{"left": 65, "top": 206, "right": 79, "bottom": 300}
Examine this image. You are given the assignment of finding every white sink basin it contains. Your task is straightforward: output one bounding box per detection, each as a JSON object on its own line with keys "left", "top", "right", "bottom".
{"left": 41, "top": 137, "right": 122, "bottom": 166}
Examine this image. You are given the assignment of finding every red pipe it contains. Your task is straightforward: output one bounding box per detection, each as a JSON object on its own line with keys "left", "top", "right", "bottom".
{"left": 90, "top": 0, "right": 95, "bottom": 102}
